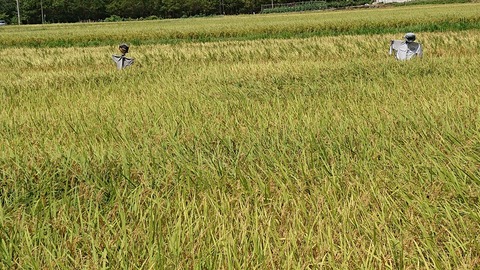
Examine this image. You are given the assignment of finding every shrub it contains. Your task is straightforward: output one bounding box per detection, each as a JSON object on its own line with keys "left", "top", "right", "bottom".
{"left": 144, "top": 15, "right": 160, "bottom": 20}
{"left": 104, "top": 15, "right": 123, "bottom": 22}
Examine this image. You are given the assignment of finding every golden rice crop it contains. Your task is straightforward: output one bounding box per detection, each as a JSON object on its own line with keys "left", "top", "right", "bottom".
{"left": 1, "top": 5, "right": 480, "bottom": 269}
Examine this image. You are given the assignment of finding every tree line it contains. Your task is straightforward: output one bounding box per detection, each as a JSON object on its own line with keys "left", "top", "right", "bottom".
{"left": 0, "top": 0, "right": 367, "bottom": 24}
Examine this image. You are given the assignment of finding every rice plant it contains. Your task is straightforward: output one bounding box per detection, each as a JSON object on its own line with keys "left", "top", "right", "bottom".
{"left": 1, "top": 3, "right": 480, "bottom": 269}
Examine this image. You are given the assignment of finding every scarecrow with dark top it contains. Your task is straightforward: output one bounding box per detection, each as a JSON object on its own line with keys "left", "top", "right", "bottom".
{"left": 112, "top": 43, "right": 135, "bottom": 69}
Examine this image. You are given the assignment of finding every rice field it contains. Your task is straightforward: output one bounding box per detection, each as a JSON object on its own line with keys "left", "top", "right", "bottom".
{"left": 1, "top": 3, "right": 480, "bottom": 269}
{"left": 1, "top": 3, "right": 479, "bottom": 47}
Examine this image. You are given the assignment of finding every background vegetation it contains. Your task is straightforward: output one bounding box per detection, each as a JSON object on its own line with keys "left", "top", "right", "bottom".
{"left": 0, "top": 0, "right": 367, "bottom": 24}
{"left": 1, "top": 3, "right": 479, "bottom": 48}
{"left": 260, "top": 0, "right": 370, "bottom": 13}
{"left": 0, "top": 0, "right": 477, "bottom": 24}
{"left": 1, "top": 3, "right": 480, "bottom": 269}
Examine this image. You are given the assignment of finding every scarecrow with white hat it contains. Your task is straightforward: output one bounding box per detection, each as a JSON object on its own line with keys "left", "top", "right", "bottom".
{"left": 389, "top": 33, "right": 423, "bottom": 61}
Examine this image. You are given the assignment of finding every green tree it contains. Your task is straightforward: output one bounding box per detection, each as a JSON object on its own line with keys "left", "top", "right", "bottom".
{"left": 0, "top": 0, "right": 17, "bottom": 23}
{"left": 160, "top": 0, "right": 185, "bottom": 18}
{"left": 0, "top": 0, "right": 372, "bottom": 24}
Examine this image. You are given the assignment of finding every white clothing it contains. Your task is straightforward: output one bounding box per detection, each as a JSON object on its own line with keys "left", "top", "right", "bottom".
{"left": 112, "top": 55, "right": 135, "bottom": 69}
{"left": 389, "top": 40, "right": 423, "bottom": 61}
